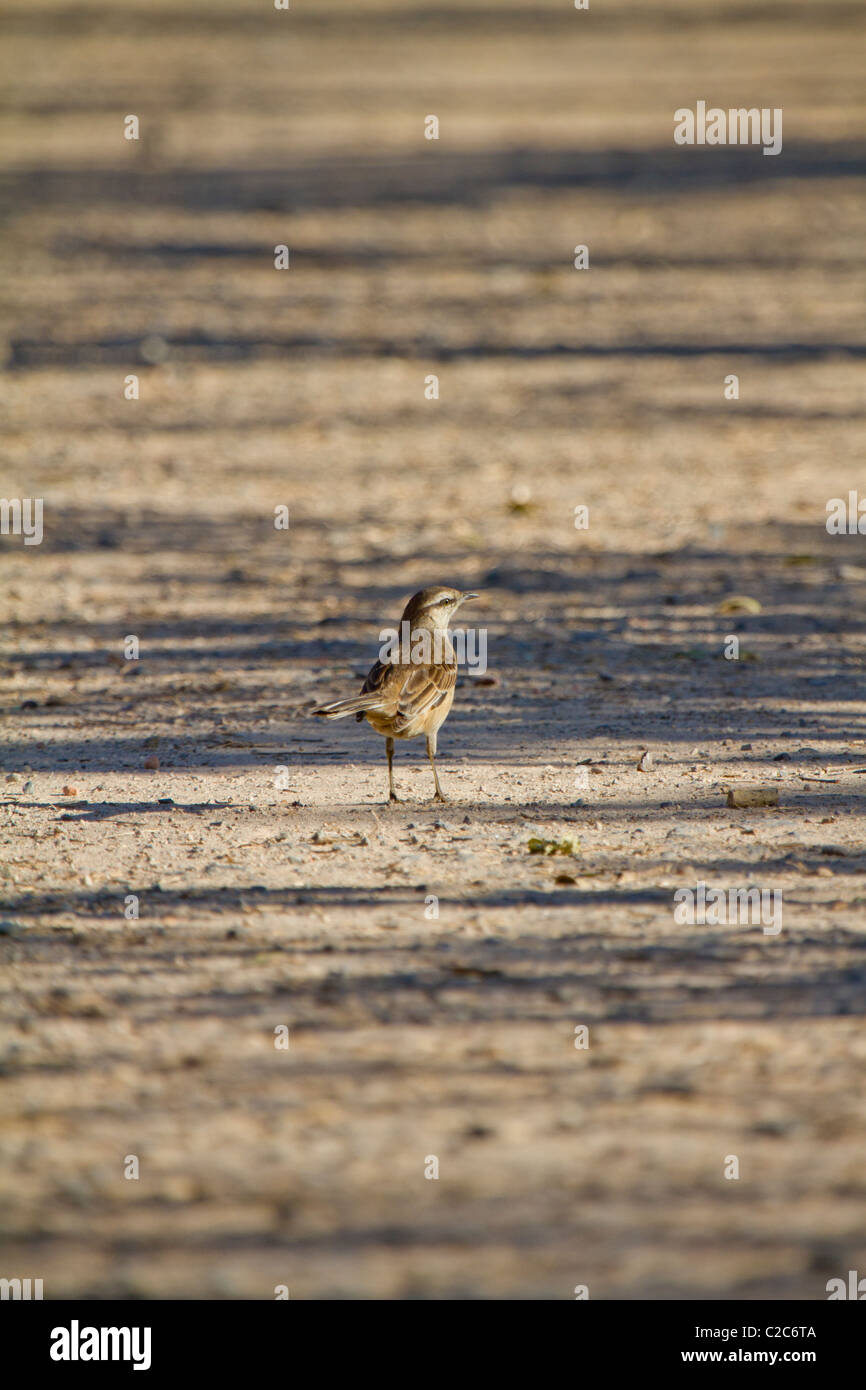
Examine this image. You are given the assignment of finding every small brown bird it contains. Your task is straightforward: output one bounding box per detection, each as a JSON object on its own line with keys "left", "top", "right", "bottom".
{"left": 312, "top": 586, "right": 479, "bottom": 803}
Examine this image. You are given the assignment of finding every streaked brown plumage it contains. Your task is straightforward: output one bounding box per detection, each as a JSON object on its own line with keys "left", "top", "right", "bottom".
{"left": 311, "top": 585, "right": 479, "bottom": 802}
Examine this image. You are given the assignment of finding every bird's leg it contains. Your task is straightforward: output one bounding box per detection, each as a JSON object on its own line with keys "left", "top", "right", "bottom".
{"left": 386, "top": 737, "right": 399, "bottom": 803}
{"left": 427, "top": 733, "right": 447, "bottom": 802}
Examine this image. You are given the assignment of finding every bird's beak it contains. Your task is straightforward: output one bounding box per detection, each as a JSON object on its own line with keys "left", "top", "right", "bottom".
{"left": 459, "top": 591, "right": 480, "bottom": 604}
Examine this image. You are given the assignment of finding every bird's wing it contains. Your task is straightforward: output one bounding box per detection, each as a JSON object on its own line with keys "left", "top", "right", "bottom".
{"left": 355, "top": 659, "right": 456, "bottom": 729}
{"left": 359, "top": 658, "right": 391, "bottom": 699}
{"left": 392, "top": 662, "right": 457, "bottom": 734}
{"left": 354, "top": 657, "right": 396, "bottom": 720}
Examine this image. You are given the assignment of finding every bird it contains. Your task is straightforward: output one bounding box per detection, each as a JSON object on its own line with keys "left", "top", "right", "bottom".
{"left": 311, "top": 586, "right": 479, "bottom": 803}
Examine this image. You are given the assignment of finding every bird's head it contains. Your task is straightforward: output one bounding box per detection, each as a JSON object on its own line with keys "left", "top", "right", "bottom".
{"left": 400, "top": 586, "right": 480, "bottom": 631}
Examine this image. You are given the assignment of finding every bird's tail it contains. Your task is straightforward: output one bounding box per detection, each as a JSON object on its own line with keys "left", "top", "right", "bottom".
{"left": 311, "top": 692, "right": 384, "bottom": 721}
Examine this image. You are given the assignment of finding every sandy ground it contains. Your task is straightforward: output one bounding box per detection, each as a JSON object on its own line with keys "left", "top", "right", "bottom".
{"left": 1, "top": 0, "right": 865, "bottom": 1298}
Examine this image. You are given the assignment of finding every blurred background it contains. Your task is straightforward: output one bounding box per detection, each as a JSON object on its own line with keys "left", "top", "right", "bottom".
{"left": 1, "top": 0, "right": 865, "bottom": 1299}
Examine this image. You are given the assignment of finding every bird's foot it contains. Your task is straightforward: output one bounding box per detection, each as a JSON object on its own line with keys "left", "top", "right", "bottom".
{"left": 433, "top": 791, "right": 448, "bottom": 804}
{"left": 388, "top": 791, "right": 401, "bottom": 804}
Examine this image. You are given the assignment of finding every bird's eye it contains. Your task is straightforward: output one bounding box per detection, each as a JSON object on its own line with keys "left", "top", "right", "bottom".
{"left": 439, "top": 597, "right": 451, "bottom": 606}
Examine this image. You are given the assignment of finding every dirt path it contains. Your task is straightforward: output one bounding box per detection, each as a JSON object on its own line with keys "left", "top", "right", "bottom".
{"left": 1, "top": 0, "right": 865, "bottom": 1298}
